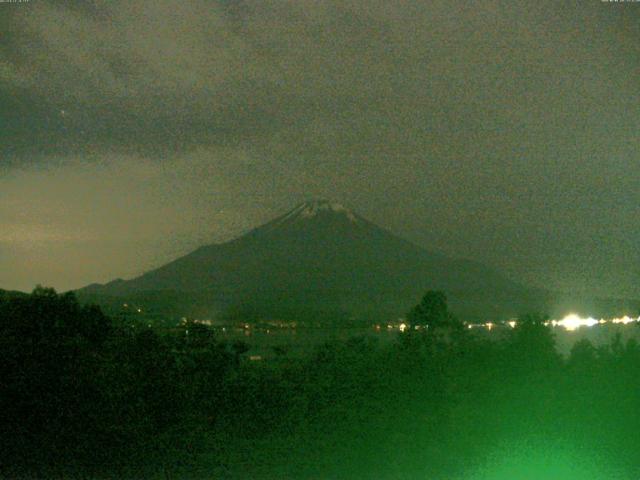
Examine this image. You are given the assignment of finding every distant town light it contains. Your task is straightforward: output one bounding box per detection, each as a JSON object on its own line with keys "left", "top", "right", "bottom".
{"left": 612, "top": 315, "right": 636, "bottom": 325}
{"left": 555, "top": 314, "right": 599, "bottom": 331}
{"left": 468, "top": 314, "right": 640, "bottom": 332}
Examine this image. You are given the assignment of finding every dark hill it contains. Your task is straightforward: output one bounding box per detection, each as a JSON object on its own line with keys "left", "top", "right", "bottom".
{"left": 0, "top": 289, "right": 28, "bottom": 302}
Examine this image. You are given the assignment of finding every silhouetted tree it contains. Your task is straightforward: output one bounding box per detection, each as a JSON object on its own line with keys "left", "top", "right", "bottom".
{"left": 407, "top": 290, "right": 455, "bottom": 328}
{"left": 568, "top": 338, "right": 598, "bottom": 368}
{"left": 507, "top": 312, "right": 560, "bottom": 375}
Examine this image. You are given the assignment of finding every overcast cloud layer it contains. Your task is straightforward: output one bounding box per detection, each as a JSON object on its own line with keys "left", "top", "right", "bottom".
{"left": 1, "top": 0, "right": 639, "bottom": 297}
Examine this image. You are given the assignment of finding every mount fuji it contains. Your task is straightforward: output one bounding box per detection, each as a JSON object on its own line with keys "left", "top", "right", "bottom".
{"left": 78, "top": 200, "right": 546, "bottom": 323}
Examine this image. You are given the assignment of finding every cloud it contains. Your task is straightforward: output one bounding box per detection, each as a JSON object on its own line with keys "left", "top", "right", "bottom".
{"left": 1, "top": 0, "right": 639, "bottom": 295}
{"left": 2, "top": 0, "right": 637, "bottom": 162}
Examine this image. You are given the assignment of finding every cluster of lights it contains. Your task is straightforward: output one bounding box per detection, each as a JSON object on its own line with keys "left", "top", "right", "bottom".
{"left": 122, "top": 303, "right": 143, "bottom": 312}
{"left": 548, "top": 314, "right": 639, "bottom": 331}
{"left": 467, "top": 314, "right": 640, "bottom": 332}
{"left": 549, "top": 314, "right": 599, "bottom": 331}
{"left": 381, "top": 322, "right": 415, "bottom": 332}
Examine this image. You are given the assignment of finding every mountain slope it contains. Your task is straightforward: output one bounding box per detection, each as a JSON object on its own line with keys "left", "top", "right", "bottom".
{"left": 78, "top": 200, "right": 545, "bottom": 323}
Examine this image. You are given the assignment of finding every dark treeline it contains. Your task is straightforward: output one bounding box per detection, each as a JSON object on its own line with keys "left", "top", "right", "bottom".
{"left": 1, "top": 288, "right": 640, "bottom": 479}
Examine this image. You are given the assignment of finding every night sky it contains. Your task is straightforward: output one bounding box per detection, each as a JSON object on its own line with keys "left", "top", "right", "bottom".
{"left": 1, "top": 0, "right": 639, "bottom": 296}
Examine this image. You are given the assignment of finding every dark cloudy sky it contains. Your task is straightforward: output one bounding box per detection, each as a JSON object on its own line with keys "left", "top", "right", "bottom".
{"left": 1, "top": 0, "right": 639, "bottom": 297}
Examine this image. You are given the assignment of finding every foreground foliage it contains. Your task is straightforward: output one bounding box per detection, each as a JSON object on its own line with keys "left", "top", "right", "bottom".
{"left": 1, "top": 288, "right": 639, "bottom": 479}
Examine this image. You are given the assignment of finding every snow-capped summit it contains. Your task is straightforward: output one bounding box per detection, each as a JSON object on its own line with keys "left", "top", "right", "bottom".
{"left": 279, "top": 199, "right": 358, "bottom": 224}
